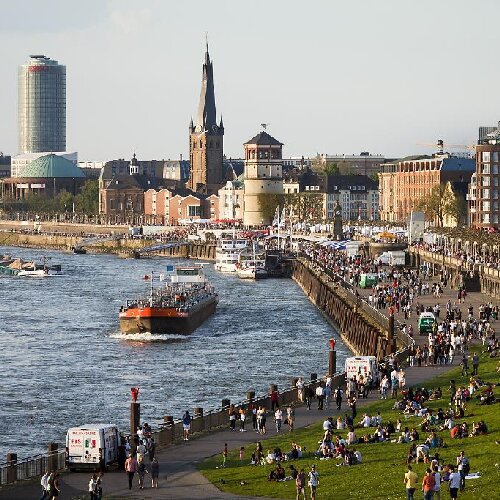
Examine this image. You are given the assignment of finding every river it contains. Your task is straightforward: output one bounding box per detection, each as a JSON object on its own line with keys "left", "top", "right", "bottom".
{"left": 0, "top": 246, "right": 349, "bottom": 458}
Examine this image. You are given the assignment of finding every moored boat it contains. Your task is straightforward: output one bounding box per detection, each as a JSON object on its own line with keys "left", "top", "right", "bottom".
{"left": 236, "top": 243, "right": 268, "bottom": 280}
{"left": 214, "top": 234, "right": 248, "bottom": 273}
{"left": 118, "top": 264, "right": 218, "bottom": 334}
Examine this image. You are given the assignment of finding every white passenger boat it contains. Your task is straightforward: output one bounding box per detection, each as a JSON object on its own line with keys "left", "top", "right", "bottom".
{"left": 237, "top": 243, "right": 268, "bottom": 280}
{"left": 17, "top": 259, "right": 62, "bottom": 277}
{"left": 214, "top": 235, "right": 248, "bottom": 273}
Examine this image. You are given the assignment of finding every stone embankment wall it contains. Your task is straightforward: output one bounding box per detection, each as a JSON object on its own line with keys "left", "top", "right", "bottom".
{"left": 292, "top": 259, "right": 392, "bottom": 359}
{"left": 0, "top": 231, "right": 216, "bottom": 260}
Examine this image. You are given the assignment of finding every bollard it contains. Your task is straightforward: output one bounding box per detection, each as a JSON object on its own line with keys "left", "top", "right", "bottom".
{"left": 221, "top": 398, "right": 230, "bottom": 409}
{"left": 130, "top": 402, "right": 140, "bottom": 436}
{"left": 328, "top": 339, "right": 337, "bottom": 377}
{"left": 47, "top": 443, "right": 58, "bottom": 472}
{"left": 6, "top": 453, "right": 17, "bottom": 484}
{"left": 310, "top": 373, "right": 318, "bottom": 381}
{"left": 246, "top": 390, "right": 255, "bottom": 401}
{"left": 163, "top": 415, "right": 174, "bottom": 426}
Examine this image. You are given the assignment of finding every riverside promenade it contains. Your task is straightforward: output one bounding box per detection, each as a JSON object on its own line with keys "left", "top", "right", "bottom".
{"left": 0, "top": 276, "right": 491, "bottom": 499}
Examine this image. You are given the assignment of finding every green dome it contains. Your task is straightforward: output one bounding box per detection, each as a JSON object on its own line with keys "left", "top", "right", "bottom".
{"left": 19, "top": 154, "right": 86, "bottom": 178}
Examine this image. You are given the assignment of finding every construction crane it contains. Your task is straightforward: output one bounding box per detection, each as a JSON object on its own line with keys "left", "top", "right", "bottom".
{"left": 417, "top": 139, "right": 475, "bottom": 155}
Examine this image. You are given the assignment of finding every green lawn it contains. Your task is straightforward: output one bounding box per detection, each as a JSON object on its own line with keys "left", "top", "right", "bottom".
{"left": 199, "top": 348, "right": 500, "bottom": 499}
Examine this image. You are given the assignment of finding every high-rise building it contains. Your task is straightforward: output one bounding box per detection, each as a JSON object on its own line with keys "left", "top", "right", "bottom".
{"left": 188, "top": 44, "right": 224, "bottom": 194}
{"left": 18, "top": 55, "right": 66, "bottom": 154}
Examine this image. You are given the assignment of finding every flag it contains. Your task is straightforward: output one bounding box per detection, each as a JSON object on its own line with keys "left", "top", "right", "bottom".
{"left": 272, "top": 206, "right": 280, "bottom": 226}
{"left": 279, "top": 206, "right": 286, "bottom": 228}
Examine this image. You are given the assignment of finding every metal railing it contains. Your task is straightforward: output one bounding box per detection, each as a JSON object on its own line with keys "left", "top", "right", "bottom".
{"left": 0, "top": 450, "right": 66, "bottom": 486}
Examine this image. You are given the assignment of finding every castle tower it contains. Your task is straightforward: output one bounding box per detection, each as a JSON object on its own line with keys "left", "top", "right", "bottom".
{"left": 243, "top": 131, "right": 284, "bottom": 226}
{"left": 188, "top": 43, "right": 224, "bottom": 193}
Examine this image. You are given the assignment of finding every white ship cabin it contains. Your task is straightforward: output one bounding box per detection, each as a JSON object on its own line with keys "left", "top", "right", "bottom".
{"left": 163, "top": 264, "right": 207, "bottom": 284}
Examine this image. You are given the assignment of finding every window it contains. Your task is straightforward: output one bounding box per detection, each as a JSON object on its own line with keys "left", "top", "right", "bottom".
{"left": 483, "top": 152, "right": 491, "bottom": 162}
{"left": 188, "top": 205, "right": 201, "bottom": 217}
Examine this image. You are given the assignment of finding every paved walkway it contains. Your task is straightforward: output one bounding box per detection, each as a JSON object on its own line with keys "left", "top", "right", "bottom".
{"left": 0, "top": 278, "right": 491, "bottom": 500}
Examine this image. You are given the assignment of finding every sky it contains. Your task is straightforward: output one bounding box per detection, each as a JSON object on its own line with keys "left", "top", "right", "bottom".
{"left": 1, "top": 0, "right": 499, "bottom": 161}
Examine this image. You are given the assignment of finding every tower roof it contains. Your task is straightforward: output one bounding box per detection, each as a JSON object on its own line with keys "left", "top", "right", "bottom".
{"left": 19, "top": 154, "right": 85, "bottom": 178}
{"left": 194, "top": 43, "right": 217, "bottom": 132}
{"left": 244, "top": 131, "right": 283, "bottom": 146}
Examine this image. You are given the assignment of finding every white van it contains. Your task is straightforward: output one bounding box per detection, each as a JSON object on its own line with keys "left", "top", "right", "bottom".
{"left": 66, "top": 424, "right": 119, "bottom": 471}
{"left": 345, "top": 356, "right": 378, "bottom": 383}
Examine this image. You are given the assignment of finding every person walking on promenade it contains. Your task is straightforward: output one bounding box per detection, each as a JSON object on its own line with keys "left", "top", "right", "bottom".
{"left": 274, "top": 407, "right": 283, "bottom": 433}
{"left": 88, "top": 474, "right": 98, "bottom": 500}
{"left": 296, "top": 377, "right": 305, "bottom": 402}
{"left": 404, "top": 465, "right": 418, "bottom": 500}
{"left": 305, "top": 385, "right": 314, "bottom": 410}
{"left": 137, "top": 456, "right": 149, "bottom": 490}
{"left": 182, "top": 410, "right": 192, "bottom": 440}
{"left": 96, "top": 472, "right": 103, "bottom": 500}
{"left": 151, "top": 457, "right": 160, "bottom": 488}
{"left": 460, "top": 355, "right": 468, "bottom": 376}
{"left": 287, "top": 404, "right": 295, "bottom": 432}
{"left": 323, "top": 384, "right": 332, "bottom": 409}
{"left": 229, "top": 406, "right": 237, "bottom": 431}
{"left": 125, "top": 454, "right": 138, "bottom": 490}
{"left": 48, "top": 472, "right": 60, "bottom": 499}
{"left": 295, "top": 468, "right": 307, "bottom": 500}
{"left": 39, "top": 471, "right": 49, "bottom": 500}
{"left": 270, "top": 387, "right": 279, "bottom": 411}
{"left": 239, "top": 406, "right": 247, "bottom": 432}
{"left": 316, "top": 384, "right": 324, "bottom": 410}
{"left": 308, "top": 464, "right": 319, "bottom": 500}
{"left": 251, "top": 405, "right": 258, "bottom": 431}
{"left": 334, "top": 386, "right": 343, "bottom": 410}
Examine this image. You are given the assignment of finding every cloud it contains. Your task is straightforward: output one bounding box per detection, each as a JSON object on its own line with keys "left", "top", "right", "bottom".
{"left": 110, "top": 8, "right": 152, "bottom": 34}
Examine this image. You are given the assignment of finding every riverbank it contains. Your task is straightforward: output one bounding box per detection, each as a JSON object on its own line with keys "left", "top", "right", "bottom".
{"left": 199, "top": 344, "right": 499, "bottom": 499}
{"left": 2, "top": 254, "right": 494, "bottom": 498}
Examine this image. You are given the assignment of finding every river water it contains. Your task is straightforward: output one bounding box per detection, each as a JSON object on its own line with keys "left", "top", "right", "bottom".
{"left": 0, "top": 246, "right": 349, "bottom": 458}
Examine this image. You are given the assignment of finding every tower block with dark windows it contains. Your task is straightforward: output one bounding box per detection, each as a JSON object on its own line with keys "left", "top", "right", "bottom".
{"left": 189, "top": 44, "right": 224, "bottom": 194}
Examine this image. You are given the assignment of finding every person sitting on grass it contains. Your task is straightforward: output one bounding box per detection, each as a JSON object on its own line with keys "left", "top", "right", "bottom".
{"left": 266, "top": 449, "right": 276, "bottom": 464}
{"left": 470, "top": 420, "right": 488, "bottom": 436}
{"left": 268, "top": 463, "right": 286, "bottom": 481}
{"left": 346, "top": 427, "right": 358, "bottom": 445}
{"left": 406, "top": 443, "right": 417, "bottom": 464}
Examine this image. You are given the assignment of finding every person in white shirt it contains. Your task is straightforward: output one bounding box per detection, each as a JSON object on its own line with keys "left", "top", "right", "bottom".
{"left": 360, "top": 414, "right": 371, "bottom": 427}
{"left": 433, "top": 466, "right": 441, "bottom": 500}
{"left": 40, "top": 471, "right": 49, "bottom": 500}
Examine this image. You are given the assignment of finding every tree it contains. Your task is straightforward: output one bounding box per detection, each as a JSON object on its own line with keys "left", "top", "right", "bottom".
{"left": 323, "top": 162, "right": 340, "bottom": 176}
{"left": 74, "top": 179, "right": 99, "bottom": 214}
{"left": 416, "top": 182, "right": 465, "bottom": 227}
{"left": 55, "top": 190, "right": 74, "bottom": 213}
{"left": 257, "top": 193, "right": 285, "bottom": 223}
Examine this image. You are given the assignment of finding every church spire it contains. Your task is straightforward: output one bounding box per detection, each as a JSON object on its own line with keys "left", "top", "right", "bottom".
{"left": 195, "top": 40, "right": 217, "bottom": 132}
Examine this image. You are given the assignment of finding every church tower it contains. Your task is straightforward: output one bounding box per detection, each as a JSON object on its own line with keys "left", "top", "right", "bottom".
{"left": 189, "top": 43, "right": 224, "bottom": 193}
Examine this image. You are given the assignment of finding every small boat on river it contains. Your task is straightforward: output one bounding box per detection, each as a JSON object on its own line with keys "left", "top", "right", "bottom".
{"left": 0, "top": 256, "right": 62, "bottom": 277}
{"left": 118, "top": 264, "right": 218, "bottom": 334}
{"left": 237, "top": 243, "right": 268, "bottom": 280}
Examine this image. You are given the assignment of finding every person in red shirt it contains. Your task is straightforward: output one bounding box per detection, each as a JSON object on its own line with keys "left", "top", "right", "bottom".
{"left": 421, "top": 468, "right": 436, "bottom": 500}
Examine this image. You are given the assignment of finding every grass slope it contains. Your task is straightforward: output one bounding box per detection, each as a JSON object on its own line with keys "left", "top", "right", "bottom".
{"left": 199, "top": 348, "right": 500, "bottom": 499}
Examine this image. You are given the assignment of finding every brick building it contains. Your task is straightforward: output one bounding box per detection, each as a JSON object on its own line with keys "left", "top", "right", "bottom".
{"left": 379, "top": 154, "right": 475, "bottom": 222}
